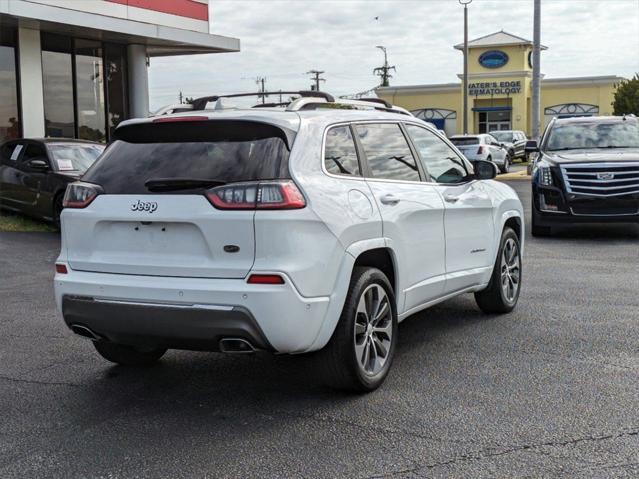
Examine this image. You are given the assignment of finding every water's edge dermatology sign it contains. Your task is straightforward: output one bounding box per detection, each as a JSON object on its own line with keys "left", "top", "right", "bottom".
{"left": 469, "top": 80, "right": 522, "bottom": 96}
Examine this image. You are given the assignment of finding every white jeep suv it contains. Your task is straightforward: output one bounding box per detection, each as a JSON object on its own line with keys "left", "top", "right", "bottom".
{"left": 55, "top": 94, "right": 524, "bottom": 391}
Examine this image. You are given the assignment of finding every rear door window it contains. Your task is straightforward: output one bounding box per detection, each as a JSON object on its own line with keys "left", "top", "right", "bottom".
{"left": 324, "top": 125, "right": 360, "bottom": 176}
{"left": 83, "top": 120, "right": 294, "bottom": 194}
{"left": 355, "top": 123, "right": 420, "bottom": 181}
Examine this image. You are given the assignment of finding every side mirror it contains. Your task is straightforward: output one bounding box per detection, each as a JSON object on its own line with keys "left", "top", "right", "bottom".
{"left": 28, "top": 158, "right": 49, "bottom": 171}
{"left": 473, "top": 159, "right": 498, "bottom": 180}
{"left": 524, "top": 140, "right": 539, "bottom": 153}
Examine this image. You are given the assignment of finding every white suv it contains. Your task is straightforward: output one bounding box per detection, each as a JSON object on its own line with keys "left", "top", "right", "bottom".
{"left": 55, "top": 94, "right": 524, "bottom": 392}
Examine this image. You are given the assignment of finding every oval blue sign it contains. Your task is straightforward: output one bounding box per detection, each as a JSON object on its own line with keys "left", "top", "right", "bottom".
{"left": 479, "top": 50, "right": 509, "bottom": 69}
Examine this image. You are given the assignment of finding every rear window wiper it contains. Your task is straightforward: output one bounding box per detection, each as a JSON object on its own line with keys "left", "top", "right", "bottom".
{"left": 144, "top": 178, "right": 227, "bottom": 192}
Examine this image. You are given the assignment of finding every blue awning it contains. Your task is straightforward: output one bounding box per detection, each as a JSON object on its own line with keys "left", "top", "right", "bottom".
{"left": 472, "top": 106, "right": 513, "bottom": 112}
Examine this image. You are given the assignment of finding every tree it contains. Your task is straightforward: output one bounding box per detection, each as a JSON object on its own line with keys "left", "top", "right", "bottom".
{"left": 612, "top": 74, "right": 639, "bottom": 115}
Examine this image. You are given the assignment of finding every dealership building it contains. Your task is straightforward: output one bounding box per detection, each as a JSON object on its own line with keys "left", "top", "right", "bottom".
{"left": 0, "top": 0, "right": 239, "bottom": 143}
{"left": 377, "top": 31, "right": 623, "bottom": 137}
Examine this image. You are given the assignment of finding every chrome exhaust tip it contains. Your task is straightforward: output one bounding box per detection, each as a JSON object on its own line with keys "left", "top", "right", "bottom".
{"left": 219, "top": 338, "right": 256, "bottom": 354}
{"left": 70, "top": 324, "right": 101, "bottom": 341}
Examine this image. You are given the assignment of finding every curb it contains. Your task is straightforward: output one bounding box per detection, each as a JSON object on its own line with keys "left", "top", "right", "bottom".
{"left": 496, "top": 171, "right": 531, "bottom": 181}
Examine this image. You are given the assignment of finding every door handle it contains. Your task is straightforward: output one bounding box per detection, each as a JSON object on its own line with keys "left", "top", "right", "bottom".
{"left": 443, "top": 194, "right": 459, "bottom": 203}
{"left": 380, "top": 194, "right": 400, "bottom": 205}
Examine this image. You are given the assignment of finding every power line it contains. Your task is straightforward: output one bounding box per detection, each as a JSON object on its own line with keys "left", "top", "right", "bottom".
{"left": 307, "top": 70, "right": 326, "bottom": 91}
{"left": 373, "top": 46, "right": 396, "bottom": 87}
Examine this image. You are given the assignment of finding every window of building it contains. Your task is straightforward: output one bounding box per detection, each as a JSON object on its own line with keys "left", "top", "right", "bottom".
{"left": 75, "top": 40, "right": 106, "bottom": 142}
{"left": 324, "top": 126, "right": 360, "bottom": 176}
{"left": 42, "top": 34, "right": 75, "bottom": 139}
{"left": 105, "top": 44, "right": 128, "bottom": 138}
{"left": 405, "top": 125, "right": 467, "bottom": 184}
{"left": 41, "top": 33, "right": 127, "bottom": 142}
{"left": 355, "top": 123, "right": 420, "bottom": 182}
{"left": 0, "top": 28, "right": 20, "bottom": 143}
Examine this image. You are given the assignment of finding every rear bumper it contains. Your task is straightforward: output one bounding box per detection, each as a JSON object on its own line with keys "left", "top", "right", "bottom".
{"left": 54, "top": 269, "right": 331, "bottom": 354}
{"left": 62, "top": 296, "right": 273, "bottom": 352}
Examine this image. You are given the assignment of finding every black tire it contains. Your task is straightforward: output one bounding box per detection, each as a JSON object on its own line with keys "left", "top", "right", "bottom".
{"left": 475, "top": 227, "right": 522, "bottom": 314}
{"left": 53, "top": 193, "right": 64, "bottom": 230}
{"left": 531, "top": 210, "right": 552, "bottom": 237}
{"left": 315, "top": 267, "right": 397, "bottom": 392}
{"left": 500, "top": 155, "right": 511, "bottom": 174}
{"left": 93, "top": 340, "right": 166, "bottom": 366}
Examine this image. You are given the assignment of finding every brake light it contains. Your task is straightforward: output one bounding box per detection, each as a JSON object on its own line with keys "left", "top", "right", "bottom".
{"left": 477, "top": 146, "right": 484, "bottom": 154}
{"left": 247, "top": 274, "right": 285, "bottom": 284}
{"left": 205, "top": 180, "right": 306, "bottom": 210}
{"left": 55, "top": 264, "right": 68, "bottom": 274}
{"left": 152, "top": 116, "right": 208, "bottom": 123}
{"left": 63, "top": 182, "right": 102, "bottom": 208}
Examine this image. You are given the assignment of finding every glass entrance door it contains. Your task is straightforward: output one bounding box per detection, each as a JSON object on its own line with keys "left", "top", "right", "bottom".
{"left": 478, "top": 110, "right": 511, "bottom": 133}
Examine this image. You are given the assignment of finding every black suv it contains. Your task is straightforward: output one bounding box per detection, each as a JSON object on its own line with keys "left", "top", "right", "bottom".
{"left": 527, "top": 115, "right": 639, "bottom": 236}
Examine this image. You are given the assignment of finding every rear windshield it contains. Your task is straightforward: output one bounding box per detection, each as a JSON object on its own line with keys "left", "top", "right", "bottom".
{"left": 47, "top": 143, "right": 105, "bottom": 173}
{"left": 83, "top": 120, "right": 293, "bottom": 194}
{"left": 491, "top": 131, "right": 513, "bottom": 142}
{"left": 450, "top": 137, "right": 479, "bottom": 146}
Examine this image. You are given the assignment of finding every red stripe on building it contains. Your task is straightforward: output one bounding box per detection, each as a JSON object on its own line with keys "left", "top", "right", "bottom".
{"left": 106, "top": 0, "right": 209, "bottom": 21}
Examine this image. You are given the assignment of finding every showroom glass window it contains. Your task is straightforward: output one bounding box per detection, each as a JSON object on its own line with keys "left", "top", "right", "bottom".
{"left": 105, "top": 44, "right": 128, "bottom": 138}
{"left": 41, "top": 34, "right": 127, "bottom": 142}
{"left": 41, "top": 34, "right": 75, "bottom": 138}
{"left": 75, "top": 40, "right": 106, "bottom": 142}
{"left": 0, "top": 27, "right": 20, "bottom": 143}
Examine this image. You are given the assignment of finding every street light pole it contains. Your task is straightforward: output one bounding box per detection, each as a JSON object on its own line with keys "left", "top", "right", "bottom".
{"left": 531, "top": 0, "right": 542, "bottom": 139}
{"left": 459, "top": 0, "right": 472, "bottom": 135}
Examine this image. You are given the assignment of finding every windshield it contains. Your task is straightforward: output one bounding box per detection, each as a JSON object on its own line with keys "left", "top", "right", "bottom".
{"left": 450, "top": 137, "right": 479, "bottom": 146}
{"left": 546, "top": 121, "right": 639, "bottom": 151}
{"left": 47, "top": 143, "right": 105, "bottom": 172}
{"left": 491, "top": 131, "right": 513, "bottom": 142}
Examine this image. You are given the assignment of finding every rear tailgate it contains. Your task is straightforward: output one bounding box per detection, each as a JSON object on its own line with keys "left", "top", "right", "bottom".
{"left": 64, "top": 117, "right": 296, "bottom": 279}
{"left": 64, "top": 195, "right": 255, "bottom": 278}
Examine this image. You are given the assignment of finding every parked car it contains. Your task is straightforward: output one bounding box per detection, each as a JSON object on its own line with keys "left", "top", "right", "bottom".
{"left": 527, "top": 115, "right": 639, "bottom": 236}
{"left": 0, "top": 138, "right": 105, "bottom": 226}
{"left": 54, "top": 92, "right": 524, "bottom": 392}
{"left": 449, "top": 134, "right": 511, "bottom": 173}
{"left": 491, "top": 130, "right": 528, "bottom": 161}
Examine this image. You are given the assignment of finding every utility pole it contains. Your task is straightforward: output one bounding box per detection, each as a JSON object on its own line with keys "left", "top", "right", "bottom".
{"left": 459, "top": 0, "right": 472, "bottom": 135}
{"left": 307, "top": 70, "right": 325, "bottom": 91}
{"left": 255, "top": 77, "right": 267, "bottom": 104}
{"left": 532, "top": 0, "right": 542, "bottom": 139}
{"left": 179, "top": 90, "right": 183, "bottom": 104}
{"left": 373, "top": 46, "right": 395, "bottom": 87}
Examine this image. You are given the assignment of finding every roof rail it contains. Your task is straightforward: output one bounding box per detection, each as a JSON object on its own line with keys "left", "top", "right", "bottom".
{"left": 356, "top": 97, "right": 392, "bottom": 108}
{"left": 190, "top": 90, "right": 334, "bottom": 110}
{"left": 287, "top": 97, "right": 412, "bottom": 116}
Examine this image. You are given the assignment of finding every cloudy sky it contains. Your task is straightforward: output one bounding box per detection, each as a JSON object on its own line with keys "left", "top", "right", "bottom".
{"left": 148, "top": 0, "right": 639, "bottom": 110}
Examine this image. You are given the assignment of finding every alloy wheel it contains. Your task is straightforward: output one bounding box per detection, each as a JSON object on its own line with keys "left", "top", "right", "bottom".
{"left": 500, "top": 238, "right": 520, "bottom": 303}
{"left": 354, "top": 284, "right": 393, "bottom": 376}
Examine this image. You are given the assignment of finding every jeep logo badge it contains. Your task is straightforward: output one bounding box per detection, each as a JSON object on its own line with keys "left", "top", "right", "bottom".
{"left": 597, "top": 172, "right": 614, "bottom": 180}
{"left": 131, "top": 200, "right": 158, "bottom": 213}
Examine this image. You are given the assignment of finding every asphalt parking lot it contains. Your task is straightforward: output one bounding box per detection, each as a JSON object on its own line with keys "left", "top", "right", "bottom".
{"left": 1, "top": 181, "right": 638, "bottom": 478}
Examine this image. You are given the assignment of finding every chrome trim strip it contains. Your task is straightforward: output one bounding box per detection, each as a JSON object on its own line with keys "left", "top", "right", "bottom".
{"left": 569, "top": 208, "right": 639, "bottom": 217}
{"left": 95, "top": 298, "right": 234, "bottom": 311}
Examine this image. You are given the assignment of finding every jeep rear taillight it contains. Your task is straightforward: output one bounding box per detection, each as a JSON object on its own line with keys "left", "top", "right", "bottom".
{"left": 63, "top": 182, "right": 102, "bottom": 209}
{"left": 477, "top": 146, "right": 484, "bottom": 155}
{"left": 205, "top": 180, "right": 306, "bottom": 210}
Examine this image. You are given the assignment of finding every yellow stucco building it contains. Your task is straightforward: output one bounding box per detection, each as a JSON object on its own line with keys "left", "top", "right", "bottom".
{"left": 376, "top": 31, "right": 623, "bottom": 137}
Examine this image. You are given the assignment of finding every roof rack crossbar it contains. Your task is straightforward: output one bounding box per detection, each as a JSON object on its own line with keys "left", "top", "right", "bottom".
{"left": 191, "top": 91, "right": 335, "bottom": 110}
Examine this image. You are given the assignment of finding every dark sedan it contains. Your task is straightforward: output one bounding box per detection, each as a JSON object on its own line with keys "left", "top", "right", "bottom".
{"left": 0, "top": 138, "right": 104, "bottom": 226}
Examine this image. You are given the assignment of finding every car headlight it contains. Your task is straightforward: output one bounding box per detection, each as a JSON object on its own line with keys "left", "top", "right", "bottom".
{"left": 538, "top": 166, "right": 553, "bottom": 186}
